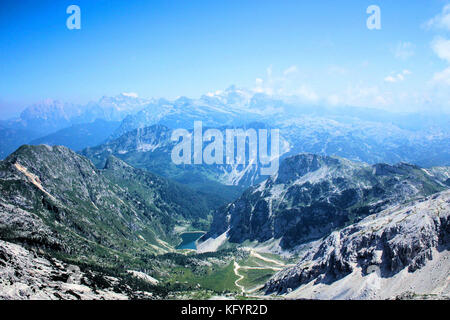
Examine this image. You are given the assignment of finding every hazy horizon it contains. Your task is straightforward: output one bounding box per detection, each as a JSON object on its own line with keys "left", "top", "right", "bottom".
{"left": 2, "top": 1, "right": 450, "bottom": 119}
{"left": 3, "top": 87, "right": 450, "bottom": 122}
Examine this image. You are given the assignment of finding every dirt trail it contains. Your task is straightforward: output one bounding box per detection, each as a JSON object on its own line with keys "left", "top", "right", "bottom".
{"left": 233, "top": 261, "right": 245, "bottom": 293}
{"left": 233, "top": 250, "right": 290, "bottom": 294}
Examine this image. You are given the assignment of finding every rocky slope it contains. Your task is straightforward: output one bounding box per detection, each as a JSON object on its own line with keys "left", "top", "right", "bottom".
{"left": 82, "top": 110, "right": 450, "bottom": 195}
{"left": 0, "top": 144, "right": 213, "bottom": 266}
{"left": 0, "top": 239, "right": 140, "bottom": 300}
{"left": 204, "top": 154, "right": 449, "bottom": 250}
{"left": 264, "top": 190, "right": 450, "bottom": 299}
{"left": 82, "top": 124, "right": 174, "bottom": 170}
{"left": 101, "top": 155, "right": 214, "bottom": 229}
{"left": 81, "top": 125, "right": 241, "bottom": 201}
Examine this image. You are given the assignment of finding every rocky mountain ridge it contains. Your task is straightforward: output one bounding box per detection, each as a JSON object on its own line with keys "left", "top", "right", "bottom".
{"left": 264, "top": 190, "right": 450, "bottom": 299}
{"left": 204, "top": 153, "right": 449, "bottom": 250}
{"left": 0, "top": 144, "right": 448, "bottom": 300}
{"left": 0, "top": 145, "right": 214, "bottom": 266}
{"left": 2, "top": 88, "right": 450, "bottom": 169}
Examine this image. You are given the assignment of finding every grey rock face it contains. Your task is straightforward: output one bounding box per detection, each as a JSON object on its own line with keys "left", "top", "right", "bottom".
{"left": 206, "top": 153, "right": 449, "bottom": 249}
{"left": 0, "top": 200, "right": 63, "bottom": 251}
{"left": 264, "top": 190, "right": 450, "bottom": 296}
{"left": 0, "top": 239, "right": 134, "bottom": 300}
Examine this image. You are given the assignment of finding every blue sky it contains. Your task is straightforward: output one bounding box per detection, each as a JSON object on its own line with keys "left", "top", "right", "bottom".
{"left": 1, "top": 0, "right": 450, "bottom": 118}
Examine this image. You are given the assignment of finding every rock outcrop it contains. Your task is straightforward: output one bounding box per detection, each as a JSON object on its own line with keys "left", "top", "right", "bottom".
{"left": 0, "top": 239, "right": 131, "bottom": 300}
{"left": 264, "top": 190, "right": 450, "bottom": 299}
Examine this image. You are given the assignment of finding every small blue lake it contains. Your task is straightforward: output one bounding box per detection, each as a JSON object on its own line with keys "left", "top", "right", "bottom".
{"left": 176, "top": 232, "right": 205, "bottom": 250}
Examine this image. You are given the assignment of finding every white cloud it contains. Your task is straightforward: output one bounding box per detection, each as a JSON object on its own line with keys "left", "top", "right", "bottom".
{"left": 283, "top": 65, "right": 298, "bottom": 76}
{"left": 346, "top": 86, "right": 388, "bottom": 106}
{"left": 393, "top": 42, "right": 415, "bottom": 60}
{"left": 327, "top": 94, "right": 340, "bottom": 106}
{"left": 253, "top": 65, "right": 313, "bottom": 98}
{"left": 430, "top": 37, "right": 450, "bottom": 86}
{"left": 266, "top": 65, "right": 273, "bottom": 78}
{"left": 384, "top": 70, "right": 412, "bottom": 83}
{"left": 328, "top": 65, "right": 348, "bottom": 75}
{"left": 295, "top": 85, "right": 319, "bottom": 102}
{"left": 326, "top": 85, "right": 391, "bottom": 108}
{"left": 424, "top": 4, "right": 450, "bottom": 30}
{"left": 121, "top": 92, "right": 139, "bottom": 98}
{"left": 384, "top": 76, "right": 397, "bottom": 83}
{"left": 432, "top": 67, "right": 450, "bottom": 86}
{"left": 431, "top": 37, "right": 450, "bottom": 62}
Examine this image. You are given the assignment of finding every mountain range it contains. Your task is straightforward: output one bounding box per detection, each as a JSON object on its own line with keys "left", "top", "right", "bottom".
{"left": 202, "top": 153, "right": 450, "bottom": 250}
{"left": 30, "top": 119, "right": 121, "bottom": 152}
{"left": 0, "top": 93, "right": 151, "bottom": 157}
{"left": 0, "top": 87, "right": 449, "bottom": 300}
{"left": 80, "top": 124, "right": 280, "bottom": 201}
{"left": 2, "top": 87, "right": 450, "bottom": 169}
